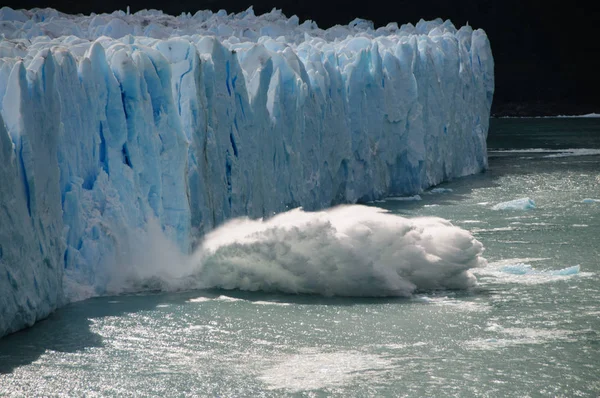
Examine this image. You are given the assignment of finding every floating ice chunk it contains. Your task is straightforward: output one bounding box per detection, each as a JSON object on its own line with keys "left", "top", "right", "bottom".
{"left": 582, "top": 198, "right": 600, "bottom": 204}
{"left": 501, "top": 263, "right": 580, "bottom": 276}
{"left": 492, "top": 198, "right": 536, "bottom": 210}
{"left": 429, "top": 187, "right": 453, "bottom": 194}
{"left": 475, "top": 259, "right": 588, "bottom": 285}
{"left": 387, "top": 195, "right": 422, "bottom": 201}
{"left": 550, "top": 265, "right": 581, "bottom": 276}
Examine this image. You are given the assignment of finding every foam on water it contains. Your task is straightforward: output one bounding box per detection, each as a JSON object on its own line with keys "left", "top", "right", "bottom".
{"left": 251, "top": 301, "right": 292, "bottom": 306}
{"left": 471, "top": 227, "right": 515, "bottom": 233}
{"left": 187, "top": 297, "right": 211, "bottom": 303}
{"left": 489, "top": 148, "right": 600, "bottom": 158}
{"left": 486, "top": 258, "right": 550, "bottom": 267}
{"left": 415, "top": 295, "right": 490, "bottom": 312}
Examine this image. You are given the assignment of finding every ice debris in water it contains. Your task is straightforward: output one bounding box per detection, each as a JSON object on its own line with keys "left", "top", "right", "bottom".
{"left": 582, "top": 198, "right": 600, "bottom": 204}
{"left": 386, "top": 195, "right": 422, "bottom": 201}
{"left": 492, "top": 198, "right": 536, "bottom": 211}
{"left": 501, "top": 264, "right": 580, "bottom": 276}
{"left": 429, "top": 187, "right": 453, "bottom": 194}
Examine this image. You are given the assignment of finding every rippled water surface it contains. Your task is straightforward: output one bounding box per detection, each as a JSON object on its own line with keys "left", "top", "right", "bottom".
{"left": 1, "top": 118, "right": 599, "bottom": 397}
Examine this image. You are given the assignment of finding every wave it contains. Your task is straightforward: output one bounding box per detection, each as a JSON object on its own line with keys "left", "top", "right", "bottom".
{"left": 103, "top": 205, "right": 486, "bottom": 297}
{"left": 488, "top": 148, "right": 600, "bottom": 158}
{"left": 495, "top": 113, "right": 600, "bottom": 119}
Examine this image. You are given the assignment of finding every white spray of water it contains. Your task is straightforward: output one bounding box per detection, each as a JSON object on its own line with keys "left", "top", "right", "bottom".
{"left": 105, "top": 205, "right": 486, "bottom": 297}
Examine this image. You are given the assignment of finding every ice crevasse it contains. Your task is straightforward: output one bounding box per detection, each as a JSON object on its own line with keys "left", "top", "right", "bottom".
{"left": 0, "top": 7, "right": 494, "bottom": 336}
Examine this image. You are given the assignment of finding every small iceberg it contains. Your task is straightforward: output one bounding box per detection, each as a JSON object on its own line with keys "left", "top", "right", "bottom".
{"left": 430, "top": 188, "right": 453, "bottom": 194}
{"left": 492, "top": 198, "right": 536, "bottom": 211}
{"left": 582, "top": 198, "right": 600, "bottom": 204}
{"left": 501, "top": 264, "right": 580, "bottom": 276}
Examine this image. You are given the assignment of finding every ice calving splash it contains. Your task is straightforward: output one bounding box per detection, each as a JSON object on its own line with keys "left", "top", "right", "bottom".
{"left": 0, "top": 7, "right": 493, "bottom": 336}
{"left": 111, "top": 206, "right": 486, "bottom": 297}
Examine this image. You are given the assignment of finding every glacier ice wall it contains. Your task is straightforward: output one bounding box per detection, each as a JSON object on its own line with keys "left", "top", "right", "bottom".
{"left": 0, "top": 7, "right": 493, "bottom": 336}
{"left": 0, "top": 57, "right": 64, "bottom": 336}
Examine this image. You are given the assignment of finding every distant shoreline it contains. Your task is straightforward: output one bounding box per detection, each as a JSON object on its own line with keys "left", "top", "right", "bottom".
{"left": 492, "top": 113, "right": 600, "bottom": 119}
{"left": 490, "top": 101, "right": 600, "bottom": 118}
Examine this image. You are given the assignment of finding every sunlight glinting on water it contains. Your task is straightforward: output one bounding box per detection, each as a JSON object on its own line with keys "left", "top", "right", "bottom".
{"left": 1, "top": 118, "right": 599, "bottom": 397}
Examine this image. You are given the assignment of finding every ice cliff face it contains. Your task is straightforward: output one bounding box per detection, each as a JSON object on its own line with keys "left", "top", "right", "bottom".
{"left": 0, "top": 6, "right": 494, "bottom": 336}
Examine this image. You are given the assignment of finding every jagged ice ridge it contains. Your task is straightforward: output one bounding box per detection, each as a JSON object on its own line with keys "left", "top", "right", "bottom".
{"left": 0, "top": 6, "right": 494, "bottom": 336}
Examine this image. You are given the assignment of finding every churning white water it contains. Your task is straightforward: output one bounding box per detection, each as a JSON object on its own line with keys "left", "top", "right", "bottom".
{"left": 110, "top": 205, "right": 484, "bottom": 297}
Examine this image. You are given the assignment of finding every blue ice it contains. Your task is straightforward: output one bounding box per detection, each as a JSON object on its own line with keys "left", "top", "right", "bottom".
{"left": 501, "top": 264, "right": 580, "bottom": 276}
{"left": 492, "top": 198, "right": 536, "bottom": 211}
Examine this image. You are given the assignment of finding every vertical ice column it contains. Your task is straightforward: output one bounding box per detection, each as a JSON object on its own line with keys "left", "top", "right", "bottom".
{"left": 0, "top": 53, "right": 64, "bottom": 336}
{"left": 57, "top": 40, "right": 193, "bottom": 298}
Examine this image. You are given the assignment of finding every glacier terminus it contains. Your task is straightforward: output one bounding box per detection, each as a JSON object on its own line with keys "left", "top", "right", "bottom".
{"left": 0, "top": 6, "right": 493, "bottom": 337}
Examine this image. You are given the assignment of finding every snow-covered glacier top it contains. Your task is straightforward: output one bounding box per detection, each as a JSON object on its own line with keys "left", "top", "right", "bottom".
{"left": 0, "top": 6, "right": 493, "bottom": 337}
{"left": 2, "top": 5, "right": 465, "bottom": 44}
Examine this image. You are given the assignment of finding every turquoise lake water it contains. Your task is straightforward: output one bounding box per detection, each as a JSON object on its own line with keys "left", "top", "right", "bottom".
{"left": 1, "top": 117, "right": 599, "bottom": 397}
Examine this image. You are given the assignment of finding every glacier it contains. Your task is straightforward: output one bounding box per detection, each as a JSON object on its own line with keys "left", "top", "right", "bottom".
{"left": 0, "top": 6, "right": 494, "bottom": 337}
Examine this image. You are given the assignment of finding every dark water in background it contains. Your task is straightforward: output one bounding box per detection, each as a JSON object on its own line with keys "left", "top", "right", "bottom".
{"left": 487, "top": 117, "right": 600, "bottom": 149}
{"left": 0, "top": 118, "right": 599, "bottom": 397}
